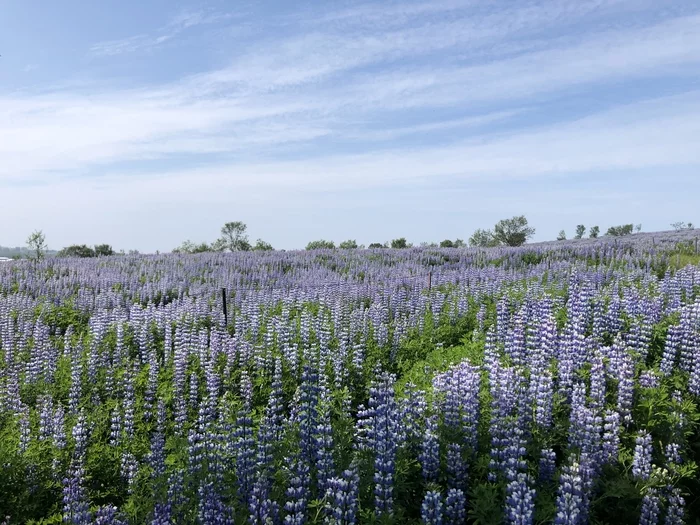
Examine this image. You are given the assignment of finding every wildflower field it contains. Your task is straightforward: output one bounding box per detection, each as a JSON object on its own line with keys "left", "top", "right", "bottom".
{"left": 2, "top": 232, "right": 700, "bottom": 524}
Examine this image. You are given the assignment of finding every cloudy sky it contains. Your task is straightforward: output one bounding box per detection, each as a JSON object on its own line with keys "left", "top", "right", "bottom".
{"left": 1, "top": 0, "right": 699, "bottom": 251}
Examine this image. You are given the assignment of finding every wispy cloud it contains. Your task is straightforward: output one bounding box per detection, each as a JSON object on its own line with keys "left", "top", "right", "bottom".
{"left": 89, "top": 9, "right": 230, "bottom": 57}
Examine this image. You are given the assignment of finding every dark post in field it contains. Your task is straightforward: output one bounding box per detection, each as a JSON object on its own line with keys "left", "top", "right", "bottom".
{"left": 222, "top": 288, "right": 228, "bottom": 326}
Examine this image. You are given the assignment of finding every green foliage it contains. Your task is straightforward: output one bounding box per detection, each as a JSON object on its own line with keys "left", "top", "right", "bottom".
{"left": 390, "top": 238, "right": 409, "bottom": 249}
{"left": 575, "top": 224, "right": 586, "bottom": 239}
{"left": 305, "top": 240, "right": 336, "bottom": 250}
{"left": 339, "top": 239, "right": 359, "bottom": 249}
{"left": 671, "top": 221, "right": 694, "bottom": 231}
{"left": 589, "top": 225, "right": 600, "bottom": 238}
{"left": 220, "top": 221, "right": 251, "bottom": 251}
{"left": 606, "top": 224, "right": 634, "bottom": 236}
{"left": 172, "top": 240, "right": 215, "bottom": 254}
{"left": 557, "top": 230, "right": 566, "bottom": 241}
{"left": 493, "top": 215, "right": 536, "bottom": 246}
{"left": 368, "top": 243, "right": 384, "bottom": 249}
{"left": 57, "top": 244, "right": 96, "bottom": 258}
{"left": 94, "top": 244, "right": 115, "bottom": 256}
{"left": 520, "top": 251, "right": 544, "bottom": 266}
{"left": 469, "top": 229, "right": 499, "bottom": 247}
{"left": 26, "top": 230, "right": 47, "bottom": 260}
{"left": 252, "top": 238, "right": 274, "bottom": 251}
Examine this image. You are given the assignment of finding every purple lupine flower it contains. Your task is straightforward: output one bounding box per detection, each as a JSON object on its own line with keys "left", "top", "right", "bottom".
{"left": 198, "top": 480, "right": 234, "bottom": 525}
{"left": 72, "top": 413, "right": 89, "bottom": 461}
{"left": 123, "top": 371, "right": 135, "bottom": 440}
{"left": 505, "top": 473, "right": 535, "bottom": 525}
{"left": 554, "top": 459, "right": 584, "bottom": 525}
{"left": 632, "top": 431, "right": 653, "bottom": 481}
{"left": 420, "top": 414, "right": 440, "bottom": 482}
{"left": 421, "top": 490, "right": 444, "bottom": 525}
{"left": 660, "top": 324, "right": 682, "bottom": 375}
{"left": 665, "top": 443, "right": 682, "bottom": 465}
{"left": 94, "top": 505, "right": 127, "bottom": 525}
{"left": 166, "top": 469, "right": 187, "bottom": 523}
{"left": 109, "top": 406, "right": 122, "bottom": 448}
{"left": 151, "top": 503, "right": 172, "bottom": 525}
{"left": 38, "top": 395, "right": 54, "bottom": 441}
{"left": 313, "top": 372, "right": 335, "bottom": 496}
{"left": 18, "top": 407, "right": 30, "bottom": 454}
{"left": 53, "top": 404, "right": 67, "bottom": 450}
{"left": 121, "top": 452, "right": 138, "bottom": 492}
{"left": 298, "top": 364, "right": 319, "bottom": 466}
{"left": 62, "top": 464, "right": 91, "bottom": 525}
{"left": 444, "top": 488, "right": 466, "bottom": 525}
{"left": 267, "top": 357, "right": 285, "bottom": 440}
{"left": 533, "top": 368, "right": 554, "bottom": 430}
{"left": 539, "top": 448, "right": 557, "bottom": 483}
{"left": 602, "top": 410, "right": 621, "bottom": 465}
{"left": 149, "top": 400, "right": 167, "bottom": 481}
{"left": 284, "top": 458, "right": 310, "bottom": 525}
{"left": 400, "top": 383, "right": 426, "bottom": 446}
{"left": 664, "top": 487, "right": 685, "bottom": 525}
{"left": 369, "top": 372, "right": 400, "bottom": 517}
{"left": 446, "top": 442, "right": 467, "bottom": 490}
{"left": 639, "top": 488, "right": 661, "bottom": 525}
{"left": 325, "top": 467, "right": 359, "bottom": 525}
{"left": 617, "top": 354, "right": 635, "bottom": 423}
{"left": 234, "top": 372, "right": 256, "bottom": 505}
{"left": 249, "top": 473, "right": 280, "bottom": 525}
{"left": 639, "top": 371, "right": 660, "bottom": 389}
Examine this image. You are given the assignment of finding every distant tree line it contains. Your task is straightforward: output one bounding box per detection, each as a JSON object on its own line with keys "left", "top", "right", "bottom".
{"left": 17, "top": 218, "right": 696, "bottom": 259}
{"left": 555, "top": 223, "right": 651, "bottom": 241}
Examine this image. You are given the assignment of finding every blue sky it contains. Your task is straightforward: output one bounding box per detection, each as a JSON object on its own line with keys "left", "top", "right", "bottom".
{"left": 1, "top": 0, "right": 699, "bottom": 252}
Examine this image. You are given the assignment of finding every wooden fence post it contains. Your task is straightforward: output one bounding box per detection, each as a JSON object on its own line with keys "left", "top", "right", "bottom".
{"left": 222, "top": 288, "right": 228, "bottom": 326}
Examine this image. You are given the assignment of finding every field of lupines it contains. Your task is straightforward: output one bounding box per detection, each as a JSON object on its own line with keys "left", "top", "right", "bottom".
{"left": 1, "top": 231, "right": 700, "bottom": 524}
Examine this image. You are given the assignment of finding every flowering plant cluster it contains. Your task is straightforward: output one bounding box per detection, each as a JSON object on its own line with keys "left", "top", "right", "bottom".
{"left": 0, "top": 234, "right": 700, "bottom": 523}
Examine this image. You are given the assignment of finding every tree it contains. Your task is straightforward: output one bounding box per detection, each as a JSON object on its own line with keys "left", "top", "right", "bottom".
{"left": 589, "top": 226, "right": 600, "bottom": 239}
{"left": 606, "top": 224, "right": 634, "bottom": 237}
{"left": 575, "top": 225, "right": 586, "bottom": 239}
{"left": 306, "top": 240, "right": 335, "bottom": 250}
{"left": 210, "top": 238, "right": 227, "bottom": 252}
{"left": 493, "top": 215, "right": 535, "bottom": 247}
{"left": 94, "top": 244, "right": 114, "bottom": 256}
{"left": 469, "top": 229, "right": 498, "bottom": 247}
{"left": 454, "top": 239, "right": 466, "bottom": 248}
{"left": 557, "top": 230, "right": 566, "bottom": 241}
{"left": 635, "top": 224, "right": 642, "bottom": 233}
{"left": 253, "top": 239, "right": 274, "bottom": 251}
{"left": 26, "top": 230, "right": 47, "bottom": 260}
{"left": 368, "top": 243, "right": 384, "bottom": 249}
{"left": 173, "top": 240, "right": 213, "bottom": 254}
{"left": 672, "top": 222, "right": 695, "bottom": 231}
{"left": 57, "top": 245, "right": 95, "bottom": 258}
{"left": 390, "top": 238, "right": 409, "bottom": 249}
{"left": 339, "top": 239, "right": 359, "bottom": 249}
{"left": 439, "top": 239, "right": 454, "bottom": 248}
{"left": 220, "top": 221, "right": 250, "bottom": 252}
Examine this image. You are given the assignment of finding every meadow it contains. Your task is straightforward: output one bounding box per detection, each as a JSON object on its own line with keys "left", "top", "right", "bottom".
{"left": 1, "top": 231, "right": 700, "bottom": 524}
